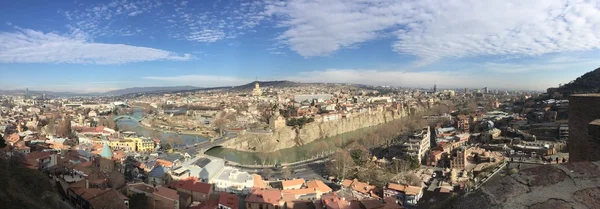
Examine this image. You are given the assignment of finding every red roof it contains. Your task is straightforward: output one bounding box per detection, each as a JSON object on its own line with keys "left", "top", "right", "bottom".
{"left": 170, "top": 178, "right": 212, "bottom": 194}
{"left": 219, "top": 192, "right": 240, "bottom": 209}
{"left": 26, "top": 151, "right": 53, "bottom": 160}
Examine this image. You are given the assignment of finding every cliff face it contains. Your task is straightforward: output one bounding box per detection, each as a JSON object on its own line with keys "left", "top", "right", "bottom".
{"left": 222, "top": 106, "right": 426, "bottom": 152}
{"left": 452, "top": 162, "right": 600, "bottom": 209}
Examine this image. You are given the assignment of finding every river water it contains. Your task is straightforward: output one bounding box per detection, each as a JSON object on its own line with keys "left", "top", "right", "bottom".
{"left": 117, "top": 108, "right": 375, "bottom": 164}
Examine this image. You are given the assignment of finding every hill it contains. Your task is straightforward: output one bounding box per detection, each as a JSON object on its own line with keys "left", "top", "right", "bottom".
{"left": 102, "top": 86, "right": 200, "bottom": 96}
{"left": 549, "top": 67, "right": 600, "bottom": 95}
{"left": 233, "top": 80, "right": 302, "bottom": 90}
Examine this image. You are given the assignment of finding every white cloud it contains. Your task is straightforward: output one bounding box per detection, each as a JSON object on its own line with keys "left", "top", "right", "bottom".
{"left": 266, "top": 0, "right": 600, "bottom": 64}
{"left": 0, "top": 28, "right": 191, "bottom": 64}
{"left": 143, "top": 75, "right": 252, "bottom": 87}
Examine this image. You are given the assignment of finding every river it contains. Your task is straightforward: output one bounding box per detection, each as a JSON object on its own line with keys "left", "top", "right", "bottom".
{"left": 117, "top": 108, "right": 376, "bottom": 164}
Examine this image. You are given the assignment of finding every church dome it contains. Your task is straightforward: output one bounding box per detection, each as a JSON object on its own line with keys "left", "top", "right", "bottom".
{"left": 100, "top": 142, "right": 113, "bottom": 159}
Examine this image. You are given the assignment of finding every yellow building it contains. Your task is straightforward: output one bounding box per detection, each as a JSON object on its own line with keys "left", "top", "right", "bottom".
{"left": 125, "top": 137, "right": 155, "bottom": 152}
{"left": 109, "top": 139, "right": 137, "bottom": 151}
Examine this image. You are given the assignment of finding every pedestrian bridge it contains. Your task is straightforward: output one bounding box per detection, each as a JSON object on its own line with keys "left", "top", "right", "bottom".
{"left": 114, "top": 115, "right": 142, "bottom": 122}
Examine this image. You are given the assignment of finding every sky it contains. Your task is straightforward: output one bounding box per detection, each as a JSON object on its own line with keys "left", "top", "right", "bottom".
{"left": 1, "top": 0, "right": 600, "bottom": 93}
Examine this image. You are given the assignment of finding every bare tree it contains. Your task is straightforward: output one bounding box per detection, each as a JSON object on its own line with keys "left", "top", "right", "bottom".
{"left": 405, "top": 173, "right": 422, "bottom": 186}
{"left": 282, "top": 167, "right": 292, "bottom": 179}
{"left": 56, "top": 117, "right": 72, "bottom": 138}
{"left": 326, "top": 149, "right": 356, "bottom": 180}
{"left": 261, "top": 168, "right": 273, "bottom": 178}
{"left": 213, "top": 118, "right": 228, "bottom": 136}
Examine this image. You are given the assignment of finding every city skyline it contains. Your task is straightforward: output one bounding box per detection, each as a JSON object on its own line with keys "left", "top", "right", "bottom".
{"left": 2, "top": 0, "right": 600, "bottom": 92}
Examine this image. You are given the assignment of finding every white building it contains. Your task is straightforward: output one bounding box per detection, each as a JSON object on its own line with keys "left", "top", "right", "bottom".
{"left": 211, "top": 167, "right": 254, "bottom": 194}
{"left": 403, "top": 126, "right": 431, "bottom": 163}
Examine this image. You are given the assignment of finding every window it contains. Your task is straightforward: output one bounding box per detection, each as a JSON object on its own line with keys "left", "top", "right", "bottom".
{"left": 259, "top": 204, "right": 264, "bottom": 209}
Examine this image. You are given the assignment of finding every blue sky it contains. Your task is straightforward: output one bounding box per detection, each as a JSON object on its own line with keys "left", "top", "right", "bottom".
{"left": 1, "top": 0, "right": 600, "bottom": 92}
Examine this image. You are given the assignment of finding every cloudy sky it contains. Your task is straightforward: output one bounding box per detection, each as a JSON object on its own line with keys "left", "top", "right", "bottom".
{"left": 1, "top": 0, "right": 600, "bottom": 92}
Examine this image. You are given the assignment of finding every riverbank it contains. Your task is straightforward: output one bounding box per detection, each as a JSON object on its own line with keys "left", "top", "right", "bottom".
{"left": 222, "top": 106, "right": 427, "bottom": 152}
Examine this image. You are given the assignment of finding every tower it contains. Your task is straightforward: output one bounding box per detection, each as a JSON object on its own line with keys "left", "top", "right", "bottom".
{"left": 25, "top": 88, "right": 29, "bottom": 99}
{"left": 99, "top": 142, "right": 115, "bottom": 173}
{"left": 433, "top": 82, "right": 437, "bottom": 93}
{"left": 252, "top": 81, "right": 262, "bottom": 96}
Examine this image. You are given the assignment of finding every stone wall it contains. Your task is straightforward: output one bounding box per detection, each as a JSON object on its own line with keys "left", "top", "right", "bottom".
{"left": 222, "top": 106, "right": 427, "bottom": 152}
{"left": 568, "top": 94, "right": 600, "bottom": 162}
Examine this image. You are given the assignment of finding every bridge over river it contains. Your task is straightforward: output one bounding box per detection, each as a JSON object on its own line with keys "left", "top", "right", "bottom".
{"left": 114, "top": 115, "right": 144, "bottom": 122}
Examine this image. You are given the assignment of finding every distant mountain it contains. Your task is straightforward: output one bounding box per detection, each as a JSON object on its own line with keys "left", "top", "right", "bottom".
{"left": 549, "top": 67, "right": 600, "bottom": 95}
{"left": 102, "top": 86, "right": 200, "bottom": 96}
{"left": 234, "top": 80, "right": 303, "bottom": 90}
{"left": 0, "top": 86, "right": 200, "bottom": 97}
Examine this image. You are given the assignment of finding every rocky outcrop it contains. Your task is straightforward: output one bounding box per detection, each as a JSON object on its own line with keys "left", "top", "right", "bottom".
{"left": 222, "top": 106, "right": 427, "bottom": 152}
{"left": 452, "top": 161, "right": 600, "bottom": 209}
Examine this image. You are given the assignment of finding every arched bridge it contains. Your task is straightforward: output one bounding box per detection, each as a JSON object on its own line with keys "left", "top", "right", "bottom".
{"left": 181, "top": 137, "right": 228, "bottom": 154}
{"left": 114, "top": 115, "right": 143, "bottom": 122}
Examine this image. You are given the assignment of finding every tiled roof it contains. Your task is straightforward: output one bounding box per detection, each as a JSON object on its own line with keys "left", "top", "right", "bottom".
{"left": 341, "top": 179, "right": 353, "bottom": 188}
{"left": 306, "top": 180, "right": 332, "bottom": 193}
{"left": 170, "top": 177, "right": 212, "bottom": 194}
{"left": 153, "top": 186, "right": 179, "bottom": 201}
{"left": 282, "top": 178, "right": 305, "bottom": 189}
{"left": 253, "top": 174, "right": 268, "bottom": 188}
{"left": 87, "top": 189, "right": 128, "bottom": 209}
{"left": 219, "top": 192, "right": 240, "bottom": 209}
{"left": 282, "top": 188, "right": 318, "bottom": 195}
{"left": 245, "top": 188, "right": 281, "bottom": 205}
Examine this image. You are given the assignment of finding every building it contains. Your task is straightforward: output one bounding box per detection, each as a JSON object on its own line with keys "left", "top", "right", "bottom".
{"left": 124, "top": 137, "right": 155, "bottom": 152}
{"left": 218, "top": 192, "right": 240, "bottom": 209}
{"left": 170, "top": 178, "right": 213, "bottom": 202}
{"left": 153, "top": 186, "right": 181, "bottom": 209}
{"left": 212, "top": 167, "right": 254, "bottom": 194}
{"left": 567, "top": 94, "right": 600, "bottom": 162}
{"left": 403, "top": 127, "right": 431, "bottom": 163}
{"left": 252, "top": 82, "right": 262, "bottom": 97}
{"left": 99, "top": 142, "right": 115, "bottom": 173}
{"left": 559, "top": 124, "right": 569, "bottom": 141}
{"left": 245, "top": 188, "right": 282, "bottom": 209}
{"left": 450, "top": 149, "right": 466, "bottom": 169}
{"left": 384, "top": 183, "right": 423, "bottom": 207}
{"left": 67, "top": 187, "right": 129, "bottom": 209}
{"left": 269, "top": 111, "right": 286, "bottom": 130}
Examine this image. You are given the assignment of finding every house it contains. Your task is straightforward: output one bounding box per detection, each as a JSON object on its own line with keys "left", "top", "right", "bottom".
{"left": 218, "top": 192, "right": 240, "bottom": 209}
{"left": 212, "top": 167, "right": 254, "bottom": 194}
{"left": 170, "top": 177, "right": 213, "bottom": 202}
{"left": 320, "top": 193, "right": 354, "bottom": 209}
{"left": 345, "top": 179, "right": 377, "bottom": 198}
{"left": 127, "top": 183, "right": 191, "bottom": 209}
{"left": 281, "top": 178, "right": 305, "bottom": 190}
{"left": 384, "top": 183, "right": 423, "bottom": 206}
{"left": 67, "top": 187, "right": 129, "bottom": 209}
{"left": 153, "top": 186, "right": 181, "bottom": 209}
{"left": 305, "top": 180, "right": 332, "bottom": 198}
{"left": 149, "top": 165, "right": 170, "bottom": 185}
{"left": 24, "top": 151, "right": 57, "bottom": 170}
{"left": 199, "top": 158, "right": 225, "bottom": 182}
{"left": 245, "top": 188, "right": 283, "bottom": 209}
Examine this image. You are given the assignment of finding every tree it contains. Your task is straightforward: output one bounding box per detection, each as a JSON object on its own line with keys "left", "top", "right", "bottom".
{"left": 213, "top": 118, "right": 228, "bottom": 136}
{"left": 326, "top": 149, "right": 356, "bottom": 180}
{"left": 56, "top": 117, "right": 73, "bottom": 138}
{"left": 165, "top": 135, "right": 183, "bottom": 149}
{"left": 349, "top": 149, "right": 369, "bottom": 166}
{"left": 282, "top": 167, "right": 292, "bottom": 179}
{"left": 261, "top": 168, "right": 273, "bottom": 178}
{"left": 405, "top": 173, "right": 422, "bottom": 186}
{"left": 107, "top": 115, "right": 118, "bottom": 131}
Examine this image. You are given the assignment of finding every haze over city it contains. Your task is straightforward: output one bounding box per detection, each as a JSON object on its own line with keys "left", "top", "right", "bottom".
{"left": 2, "top": 0, "right": 600, "bottom": 92}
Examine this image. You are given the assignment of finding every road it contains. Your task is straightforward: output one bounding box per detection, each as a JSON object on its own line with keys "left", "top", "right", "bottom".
{"left": 230, "top": 159, "right": 330, "bottom": 182}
